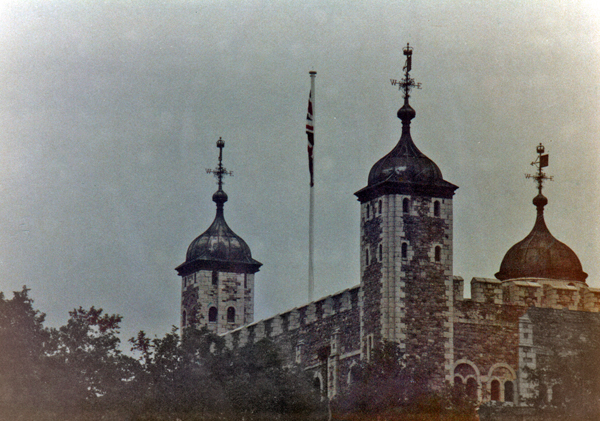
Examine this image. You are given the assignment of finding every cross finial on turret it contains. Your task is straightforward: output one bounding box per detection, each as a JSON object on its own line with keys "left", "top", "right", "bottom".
{"left": 390, "top": 43, "right": 422, "bottom": 101}
{"left": 206, "top": 137, "right": 233, "bottom": 192}
{"left": 526, "top": 143, "right": 553, "bottom": 196}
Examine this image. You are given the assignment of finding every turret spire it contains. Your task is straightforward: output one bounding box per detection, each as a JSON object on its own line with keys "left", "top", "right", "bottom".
{"left": 206, "top": 137, "right": 233, "bottom": 211}
{"left": 527, "top": 143, "right": 552, "bottom": 195}
{"left": 496, "top": 143, "right": 587, "bottom": 282}
{"left": 390, "top": 43, "right": 422, "bottom": 124}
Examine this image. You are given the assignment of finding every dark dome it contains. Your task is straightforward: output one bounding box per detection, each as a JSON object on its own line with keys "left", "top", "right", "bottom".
{"left": 495, "top": 194, "right": 587, "bottom": 283}
{"left": 185, "top": 214, "right": 255, "bottom": 265}
{"left": 367, "top": 133, "right": 444, "bottom": 186}
{"left": 355, "top": 99, "right": 457, "bottom": 202}
{"left": 176, "top": 190, "right": 262, "bottom": 276}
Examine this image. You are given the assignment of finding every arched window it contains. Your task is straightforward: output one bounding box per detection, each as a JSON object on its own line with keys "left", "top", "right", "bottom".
{"left": 466, "top": 378, "right": 477, "bottom": 399}
{"left": 182, "top": 310, "right": 187, "bottom": 328}
{"left": 348, "top": 364, "right": 362, "bottom": 385}
{"left": 366, "top": 204, "right": 370, "bottom": 219}
{"left": 454, "top": 377, "right": 464, "bottom": 394}
{"left": 403, "top": 198, "right": 409, "bottom": 214}
{"left": 434, "top": 200, "right": 440, "bottom": 217}
{"left": 365, "top": 248, "right": 369, "bottom": 266}
{"left": 402, "top": 242, "right": 408, "bottom": 259}
{"left": 313, "top": 376, "right": 322, "bottom": 393}
{"left": 378, "top": 200, "right": 382, "bottom": 215}
{"left": 378, "top": 244, "right": 383, "bottom": 261}
{"left": 491, "top": 379, "right": 500, "bottom": 401}
{"left": 212, "top": 271, "right": 218, "bottom": 286}
{"left": 504, "top": 381, "right": 514, "bottom": 403}
{"left": 435, "top": 246, "right": 441, "bottom": 262}
{"left": 208, "top": 307, "right": 218, "bottom": 322}
{"left": 227, "top": 307, "right": 235, "bottom": 323}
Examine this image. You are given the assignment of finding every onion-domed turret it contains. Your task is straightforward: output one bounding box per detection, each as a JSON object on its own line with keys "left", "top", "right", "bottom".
{"left": 176, "top": 138, "right": 262, "bottom": 276}
{"left": 495, "top": 145, "right": 587, "bottom": 283}
{"left": 367, "top": 99, "right": 446, "bottom": 188}
{"left": 355, "top": 51, "right": 457, "bottom": 202}
{"left": 495, "top": 193, "right": 587, "bottom": 283}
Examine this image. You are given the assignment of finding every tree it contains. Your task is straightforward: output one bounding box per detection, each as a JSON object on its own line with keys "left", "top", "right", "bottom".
{"left": 46, "top": 306, "right": 139, "bottom": 410}
{"left": 225, "top": 338, "right": 323, "bottom": 415}
{"left": 333, "top": 341, "right": 476, "bottom": 418}
{"left": 0, "top": 287, "right": 49, "bottom": 407}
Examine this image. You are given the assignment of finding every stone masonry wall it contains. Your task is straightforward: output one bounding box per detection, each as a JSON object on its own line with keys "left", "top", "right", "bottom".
{"left": 223, "top": 286, "right": 362, "bottom": 398}
{"left": 453, "top": 299, "right": 526, "bottom": 402}
{"left": 401, "top": 195, "right": 453, "bottom": 389}
{"left": 181, "top": 269, "right": 253, "bottom": 334}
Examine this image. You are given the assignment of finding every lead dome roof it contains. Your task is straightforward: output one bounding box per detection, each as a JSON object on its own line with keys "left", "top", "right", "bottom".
{"left": 495, "top": 193, "right": 587, "bottom": 283}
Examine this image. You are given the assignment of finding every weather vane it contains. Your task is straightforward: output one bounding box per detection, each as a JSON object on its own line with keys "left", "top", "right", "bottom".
{"left": 525, "top": 143, "right": 553, "bottom": 195}
{"left": 206, "top": 137, "right": 233, "bottom": 191}
{"left": 390, "top": 43, "right": 422, "bottom": 99}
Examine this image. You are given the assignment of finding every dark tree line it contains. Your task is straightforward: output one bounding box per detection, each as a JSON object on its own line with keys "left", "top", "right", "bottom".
{"left": 332, "top": 340, "right": 477, "bottom": 419}
{"left": 1, "top": 287, "right": 485, "bottom": 420}
{"left": 0, "top": 287, "right": 323, "bottom": 420}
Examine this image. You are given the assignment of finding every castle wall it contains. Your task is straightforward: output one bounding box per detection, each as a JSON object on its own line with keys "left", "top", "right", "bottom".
{"left": 518, "top": 307, "right": 600, "bottom": 405}
{"left": 223, "top": 286, "right": 362, "bottom": 398}
{"left": 452, "top": 298, "right": 524, "bottom": 402}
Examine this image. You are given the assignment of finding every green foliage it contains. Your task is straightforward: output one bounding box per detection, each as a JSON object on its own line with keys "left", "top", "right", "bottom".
{"left": 333, "top": 341, "right": 476, "bottom": 418}
{"left": 0, "top": 286, "right": 323, "bottom": 419}
{"left": 45, "top": 306, "right": 140, "bottom": 410}
{"left": 0, "top": 286, "right": 49, "bottom": 407}
{"left": 129, "top": 327, "right": 322, "bottom": 417}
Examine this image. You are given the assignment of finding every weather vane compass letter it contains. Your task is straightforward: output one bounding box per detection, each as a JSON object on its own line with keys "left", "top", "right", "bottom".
{"left": 390, "top": 43, "right": 422, "bottom": 100}
{"left": 206, "top": 137, "right": 233, "bottom": 190}
{"left": 525, "top": 143, "right": 553, "bottom": 195}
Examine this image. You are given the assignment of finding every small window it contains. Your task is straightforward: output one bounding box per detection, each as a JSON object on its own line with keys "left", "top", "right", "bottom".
{"left": 182, "top": 310, "right": 187, "bottom": 328}
{"left": 244, "top": 274, "right": 248, "bottom": 289}
{"left": 504, "top": 381, "right": 514, "bottom": 402}
{"left": 212, "top": 271, "right": 218, "bottom": 286}
{"left": 434, "top": 200, "right": 440, "bottom": 217}
{"left": 466, "top": 378, "right": 477, "bottom": 399}
{"left": 208, "top": 307, "right": 218, "bottom": 322}
{"left": 401, "top": 243, "right": 408, "bottom": 259}
{"left": 313, "top": 376, "right": 321, "bottom": 393}
{"left": 365, "top": 248, "right": 370, "bottom": 266}
{"left": 378, "top": 244, "right": 383, "bottom": 261}
{"left": 403, "top": 198, "right": 409, "bottom": 214}
{"left": 491, "top": 380, "right": 500, "bottom": 401}
{"left": 227, "top": 307, "right": 235, "bottom": 323}
{"left": 366, "top": 204, "right": 370, "bottom": 219}
{"left": 378, "top": 200, "right": 382, "bottom": 215}
{"left": 435, "top": 246, "right": 441, "bottom": 262}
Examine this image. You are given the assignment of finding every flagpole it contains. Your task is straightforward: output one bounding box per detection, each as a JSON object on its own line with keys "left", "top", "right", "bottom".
{"left": 308, "top": 70, "right": 316, "bottom": 302}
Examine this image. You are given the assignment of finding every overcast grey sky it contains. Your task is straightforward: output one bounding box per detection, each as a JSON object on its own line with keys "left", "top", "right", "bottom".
{"left": 1, "top": 0, "right": 599, "bottom": 344}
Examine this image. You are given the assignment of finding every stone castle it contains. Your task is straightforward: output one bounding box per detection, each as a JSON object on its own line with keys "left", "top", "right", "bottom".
{"left": 175, "top": 46, "right": 600, "bottom": 406}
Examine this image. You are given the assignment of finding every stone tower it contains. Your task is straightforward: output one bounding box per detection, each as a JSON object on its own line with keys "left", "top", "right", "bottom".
{"left": 176, "top": 138, "right": 262, "bottom": 334}
{"left": 354, "top": 45, "right": 458, "bottom": 387}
